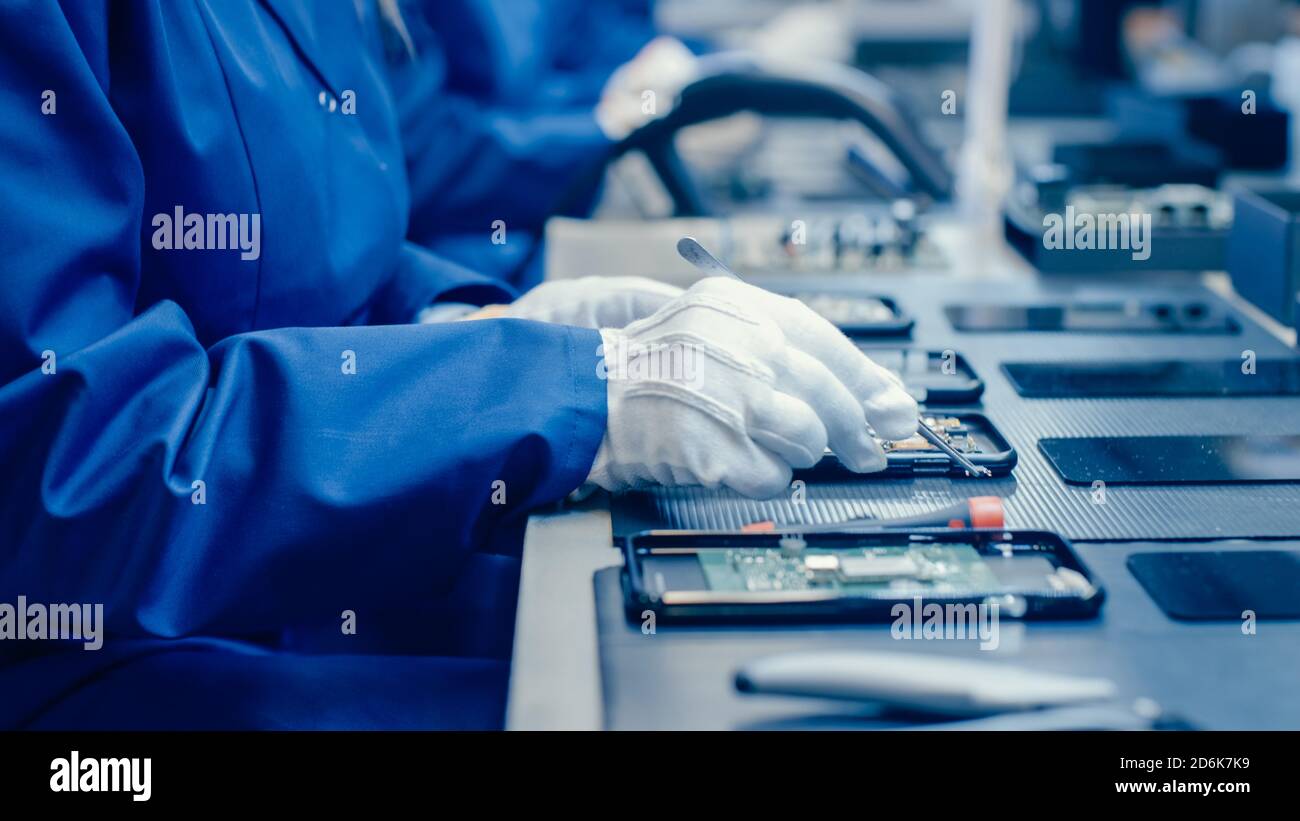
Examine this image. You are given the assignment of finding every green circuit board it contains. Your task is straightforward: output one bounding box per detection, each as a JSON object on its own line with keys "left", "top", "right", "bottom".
{"left": 697, "top": 543, "right": 1004, "bottom": 597}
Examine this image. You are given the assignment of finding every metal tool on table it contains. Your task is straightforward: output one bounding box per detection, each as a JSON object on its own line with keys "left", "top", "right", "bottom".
{"left": 733, "top": 650, "right": 1185, "bottom": 729}
{"left": 676, "top": 236, "right": 993, "bottom": 479}
{"left": 734, "top": 650, "right": 1120, "bottom": 717}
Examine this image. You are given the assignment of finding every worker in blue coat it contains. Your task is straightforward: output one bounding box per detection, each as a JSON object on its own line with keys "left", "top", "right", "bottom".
{"left": 417, "top": 0, "right": 657, "bottom": 111}
{"left": 392, "top": 0, "right": 679, "bottom": 288}
{"left": 0, "top": 0, "right": 915, "bottom": 729}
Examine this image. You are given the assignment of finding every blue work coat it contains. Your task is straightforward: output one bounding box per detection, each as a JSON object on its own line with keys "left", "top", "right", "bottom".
{"left": 394, "top": 0, "right": 655, "bottom": 287}
{"left": 0, "top": 0, "right": 607, "bottom": 729}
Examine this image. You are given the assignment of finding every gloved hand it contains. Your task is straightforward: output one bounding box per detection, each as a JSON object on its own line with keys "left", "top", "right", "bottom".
{"left": 501, "top": 276, "right": 684, "bottom": 330}
{"left": 586, "top": 278, "right": 918, "bottom": 498}
{"left": 595, "top": 36, "right": 697, "bottom": 140}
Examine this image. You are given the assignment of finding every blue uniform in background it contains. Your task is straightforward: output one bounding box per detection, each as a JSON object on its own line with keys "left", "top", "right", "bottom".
{"left": 0, "top": 0, "right": 608, "bottom": 728}
{"left": 394, "top": 0, "right": 655, "bottom": 287}
{"left": 420, "top": 0, "right": 656, "bottom": 106}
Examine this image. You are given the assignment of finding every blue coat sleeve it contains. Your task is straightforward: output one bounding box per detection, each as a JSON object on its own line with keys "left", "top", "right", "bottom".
{"left": 388, "top": 6, "right": 612, "bottom": 236}
{"left": 370, "top": 239, "right": 521, "bottom": 325}
{"left": 0, "top": 1, "right": 607, "bottom": 640}
{"left": 398, "top": 91, "right": 609, "bottom": 236}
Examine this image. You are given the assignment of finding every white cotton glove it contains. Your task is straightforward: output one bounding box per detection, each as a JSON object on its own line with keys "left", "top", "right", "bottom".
{"left": 502, "top": 276, "right": 684, "bottom": 330}
{"left": 595, "top": 36, "right": 698, "bottom": 140}
{"left": 586, "top": 278, "right": 919, "bottom": 498}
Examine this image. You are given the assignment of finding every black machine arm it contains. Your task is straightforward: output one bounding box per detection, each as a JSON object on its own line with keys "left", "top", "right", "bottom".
{"left": 610, "top": 53, "right": 954, "bottom": 216}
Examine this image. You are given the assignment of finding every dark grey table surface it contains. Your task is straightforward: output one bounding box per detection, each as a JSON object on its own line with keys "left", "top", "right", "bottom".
{"left": 596, "top": 540, "right": 1300, "bottom": 731}
{"left": 512, "top": 270, "right": 1300, "bottom": 730}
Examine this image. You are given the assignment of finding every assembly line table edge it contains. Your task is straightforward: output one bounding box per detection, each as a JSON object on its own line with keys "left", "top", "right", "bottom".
{"left": 505, "top": 498, "right": 619, "bottom": 731}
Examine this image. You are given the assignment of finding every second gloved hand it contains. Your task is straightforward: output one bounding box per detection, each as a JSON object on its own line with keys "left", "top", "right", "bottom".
{"left": 586, "top": 278, "right": 918, "bottom": 498}
{"left": 595, "top": 36, "right": 697, "bottom": 140}
{"left": 502, "top": 276, "right": 684, "bottom": 329}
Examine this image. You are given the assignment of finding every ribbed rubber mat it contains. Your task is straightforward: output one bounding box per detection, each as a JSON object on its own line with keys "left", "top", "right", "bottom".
{"left": 612, "top": 276, "right": 1300, "bottom": 541}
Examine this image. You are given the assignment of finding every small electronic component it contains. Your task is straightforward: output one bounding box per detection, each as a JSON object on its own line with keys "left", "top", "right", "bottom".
{"left": 675, "top": 212, "right": 949, "bottom": 276}
{"left": 704, "top": 544, "right": 1009, "bottom": 596}
{"left": 699, "top": 544, "right": 1088, "bottom": 598}
{"left": 766, "top": 211, "right": 946, "bottom": 274}
{"left": 880, "top": 416, "right": 978, "bottom": 454}
{"left": 808, "top": 413, "right": 1014, "bottom": 479}
{"left": 778, "top": 535, "right": 807, "bottom": 557}
{"left": 837, "top": 554, "right": 920, "bottom": 581}
{"left": 802, "top": 554, "right": 840, "bottom": 572}
{"left": 626, "top": 530, "right": 1105, "bottom": 622}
